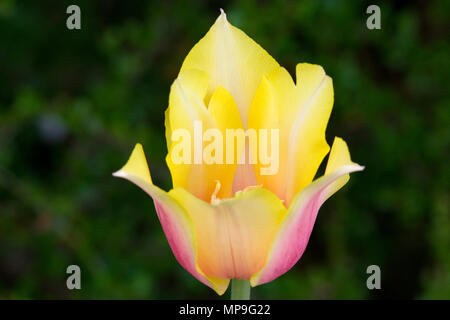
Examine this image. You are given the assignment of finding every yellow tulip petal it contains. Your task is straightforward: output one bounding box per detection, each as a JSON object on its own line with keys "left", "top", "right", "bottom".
{"left": 322, "top": 137, "right": 358, "bottom": 199}
{"left": 208, "top": 86, "right": 244, "bottom": 132}
{"left": 167, "top": 68, "right": 213, "bottom": 132}
{"left": 248, "top": 71, "right": 286, "bottom": 200}
{"left": 169, "top": 186, "right": 286, "bottom": 280}
{"left": 165, "top": 69, "right": 210, "bottom": 153}
{"left": 206, "top": 86, "right": 245, "bottom": 198}
{"left": 251, "top": 137, "right": 364, "bottom": 286}
{"left": 180, "top": 10, "right": 279, "bottom": 126}
{"left": 248, "top": 64, "right": 334, "bottom": 205}
{"left": 113, "top": 144, "right": 230, "bottom": 295}
{"left": 285, "top": 63, "right": 334, "bottom": 204}
{"left": 165, "top": 69, "right": 216, "bottom": 201}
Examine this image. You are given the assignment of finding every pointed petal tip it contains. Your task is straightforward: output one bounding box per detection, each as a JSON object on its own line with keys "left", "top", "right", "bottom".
{"left": 112, "top": 143, "right": 152, "bottom": 184}
{"left": 217, "top": 8, "right": 228, "bottom": 25}
{"left": 341, "top": 163, "right": 365, "bottom": 176}
{"left": 216, "top": 286, "right": 227, "bottom": 296}
{"left": 343, "top": 162, "right": 365, "bottom": 173}
{"left": 332, "top": 136, "right": 347, "bottom": 147}
{"left": 112, "top": 170, "right": 125, "bottom": 178}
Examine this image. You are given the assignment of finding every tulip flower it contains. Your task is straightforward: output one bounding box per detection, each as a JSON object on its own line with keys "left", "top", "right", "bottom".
{"left": 113, "top": 10, "right": 363, "bottom": 298}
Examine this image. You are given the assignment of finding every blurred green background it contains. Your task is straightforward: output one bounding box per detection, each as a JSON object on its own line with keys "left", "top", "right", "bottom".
{"left": 0, "top": 0, "right": 449, "bottom": 299}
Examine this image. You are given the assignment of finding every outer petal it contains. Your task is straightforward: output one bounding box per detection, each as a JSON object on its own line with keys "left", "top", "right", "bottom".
{"left": 248, "top": 64, "right": 334, "bottom": 205}
{"left": 113, "top": 144, "right": 230, "bottom": 295}
{"left": 180, "top": 10, "right": 279, "bottom": 127}
{"left": 250, "top": 137, "right": 364, "bottom": 286}
{"left": 169, "top": 185, "right": 286, "bottom": 280}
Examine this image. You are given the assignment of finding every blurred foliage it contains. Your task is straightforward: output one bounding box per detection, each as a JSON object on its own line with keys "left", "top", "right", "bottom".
{"left": 0, "top": 0, "right": 449, "bottom": 299}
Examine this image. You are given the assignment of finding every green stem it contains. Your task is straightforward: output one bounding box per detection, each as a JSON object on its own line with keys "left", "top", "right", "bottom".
{"left": 230, "top": 279, "right": 251, "bottom": 300}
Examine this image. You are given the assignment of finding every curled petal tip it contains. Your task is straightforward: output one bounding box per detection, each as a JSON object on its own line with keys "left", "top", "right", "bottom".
{"left": 112, "top": 143, "right": 152, "bottom": 184}
{"left": 112, "top": 170, "right": 123, "bottom": 178}
{"left": 348, "top": 163, "right": 365, "bottom": 172}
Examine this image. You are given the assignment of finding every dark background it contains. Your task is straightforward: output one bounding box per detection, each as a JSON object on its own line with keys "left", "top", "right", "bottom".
{"left": 0, "top": 0, "right": 448, "bottom": 299}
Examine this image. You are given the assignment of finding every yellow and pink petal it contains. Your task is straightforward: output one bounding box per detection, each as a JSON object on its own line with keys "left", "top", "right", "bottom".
{"left": 113, "top": 144, "right": 230, "bottom": 294}
{"left": 250, "top": 137, "right": 364, "bottom": 286}
{"left": 169, "top": 185, "right": 286, "bottom": 281}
